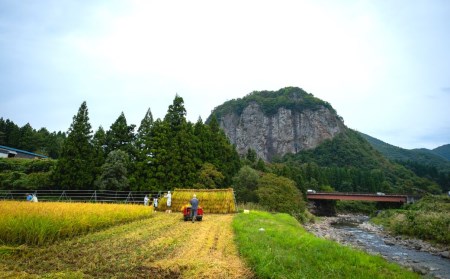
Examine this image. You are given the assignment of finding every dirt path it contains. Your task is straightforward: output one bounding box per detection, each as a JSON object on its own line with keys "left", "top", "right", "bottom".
{"left": 0, "top": 213, "right": 253, "bottom": 278}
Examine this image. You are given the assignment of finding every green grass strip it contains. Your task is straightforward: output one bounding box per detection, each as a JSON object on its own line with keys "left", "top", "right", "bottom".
{"left": 233, "top": 211, "right": 419, "bottom": 279}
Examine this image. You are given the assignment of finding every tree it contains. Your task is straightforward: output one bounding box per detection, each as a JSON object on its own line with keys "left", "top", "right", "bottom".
{"left": 146, "top": 119, "right": 171, "bottom": 190}
{"left": 195, "top": 163, "right": 225, "bottom": 189}
{"left": 18, "top": 123, "right": 36, "bottom": 152}
{"left": 52, "top": 101, "right": 96, "bottom": 190}
{"left": 105, "top": 112, "right": 136, "bottom": 155}
{"left": 203, "top": 115, "right": 241, "bottom": 186}
{"left": 157, "top": 96, "right": 199, "bottom": 188}
{"left": 164, "top": 121, "right": 199, "bottom": 187}
{"left": 96, "top": 150, "right": 129, "bottom": 191}
{"left": 3, "top": 119, "right": 20, "bottom": 147}
{"left": 232, "top": 166, "right": 260, "bottom": 203}
{"left": 133, "top": 108, "right": 155, "bottom": 190}
{"left": 92, "top": 126, "right": 107, "bottom": 187}
{"left": 255, "top": 158, "right": 266, "bottom": 171}
{"left": 137, "top": 108, "right": 154, "bottom": 138}
{"left": 256, "top": 173, "right": 305, "bottom": 214}
{"left": 246, "top": 148, "right": 257, "bottom": 163}
{"left": 164, "top": 94, "right": 186, "bottom": 131}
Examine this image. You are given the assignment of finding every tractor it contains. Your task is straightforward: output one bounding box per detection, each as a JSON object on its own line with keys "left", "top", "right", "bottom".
{"left": 182, "top": 206, "right": 203, "bottom": 221}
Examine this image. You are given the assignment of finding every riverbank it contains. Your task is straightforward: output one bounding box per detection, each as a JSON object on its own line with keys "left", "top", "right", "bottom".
{"left": 304, "top": 214, "right": 450, "bottom": 278}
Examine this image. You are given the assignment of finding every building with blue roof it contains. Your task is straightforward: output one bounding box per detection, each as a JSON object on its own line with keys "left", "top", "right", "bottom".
{"left": 0, "top": 145, "right": 48, "bottom": 159}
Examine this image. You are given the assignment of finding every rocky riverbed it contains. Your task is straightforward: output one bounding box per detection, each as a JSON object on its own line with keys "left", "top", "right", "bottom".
{"left": 304, "top": 215, "right": 450, "bottom": 278}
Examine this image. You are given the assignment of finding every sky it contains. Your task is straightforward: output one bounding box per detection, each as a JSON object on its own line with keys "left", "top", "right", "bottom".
{"left": 1, "top": 0, "right": 449, "bottom": 150}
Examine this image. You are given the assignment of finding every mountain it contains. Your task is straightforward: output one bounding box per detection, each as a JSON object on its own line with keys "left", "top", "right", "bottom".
{"left": 209, "top": 87, "right": 346, "bottom": 161}
{"left": 359, "top": 132, "right": 450, "bottom": 173}
{"left": 209, "top": 87, "right": 444, "bottom": 194}
{"left": 433, "top": 144, "right": 450, "bottom": 161}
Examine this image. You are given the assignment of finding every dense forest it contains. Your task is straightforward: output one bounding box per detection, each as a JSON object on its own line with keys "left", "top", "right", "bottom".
{"left": 358, "top": 132, "right": 450, "bottom": 193}
{"left": 276, "top": 130, "right": 446, "bottom": 194}
{"left": 359, "top": 132, "right": 450, "bottom": 172}
{"left": 1, "top": 96, "right": 241, "bottom": 192}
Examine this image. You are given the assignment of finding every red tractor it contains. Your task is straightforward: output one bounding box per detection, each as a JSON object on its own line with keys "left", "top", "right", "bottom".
{"left": 182, "top": 206, "right": 203, "bottom": 221}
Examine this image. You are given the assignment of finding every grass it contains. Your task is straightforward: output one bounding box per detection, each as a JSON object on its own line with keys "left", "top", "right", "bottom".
{"left": 232, "top": 210, "right": 420, "bottom": 279}
{"left": 372, "top": 195, "right": 450, "bottom": 245}
{"left": 0, "top": 201, "right": 153, "bottom": 246}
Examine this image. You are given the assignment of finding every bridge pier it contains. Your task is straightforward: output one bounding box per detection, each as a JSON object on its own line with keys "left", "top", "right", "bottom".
{"left": 309, "top": 200, "right": 337, "bottom": 216}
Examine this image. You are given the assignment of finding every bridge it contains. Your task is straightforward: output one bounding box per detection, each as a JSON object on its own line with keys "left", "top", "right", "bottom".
{"left": 306, "top": 192, "right": 409, "bottom": 203}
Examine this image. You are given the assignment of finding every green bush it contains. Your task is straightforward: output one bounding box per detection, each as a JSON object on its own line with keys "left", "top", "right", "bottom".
{"left": 372, "top": 195, "right": 450, "bottom": 245}
{"left": 336, "top": 200, "right": 377, "bottom": 215}
{"left": 0, "top": 158, "right": 55, "bottom": 190}
{"left": 256, "top": 173, "right": 306, "bottom": 215}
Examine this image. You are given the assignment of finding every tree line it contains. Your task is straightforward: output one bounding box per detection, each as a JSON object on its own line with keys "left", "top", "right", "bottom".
{"left": 1, "top": 95, "right": 240, "bottom": 192}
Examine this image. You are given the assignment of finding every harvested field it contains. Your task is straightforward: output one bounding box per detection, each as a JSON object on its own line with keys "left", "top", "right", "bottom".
{"left": 0, "top": 213, "right": 253, "bottom": 278}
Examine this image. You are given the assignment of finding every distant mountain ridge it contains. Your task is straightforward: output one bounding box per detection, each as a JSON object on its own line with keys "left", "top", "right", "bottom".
{"left": 432, "top": 144, "right": 450, "bottom": 161}
{"left": 358, "top": 132, "right": 450, "bottom": 173}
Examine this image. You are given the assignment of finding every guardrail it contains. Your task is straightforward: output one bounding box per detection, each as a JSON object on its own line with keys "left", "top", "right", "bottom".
{"left": 0, "top": 189, "right": 166, "bottom": 204}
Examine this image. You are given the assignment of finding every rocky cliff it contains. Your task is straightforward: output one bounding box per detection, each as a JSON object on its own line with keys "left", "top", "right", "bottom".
{"left": 212, "top": 88, "right": 346, "bottom": 161}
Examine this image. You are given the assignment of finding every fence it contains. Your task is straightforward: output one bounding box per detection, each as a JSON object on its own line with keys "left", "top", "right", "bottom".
{"left": 0, "top": 189, "right": 167, "bottom": 204}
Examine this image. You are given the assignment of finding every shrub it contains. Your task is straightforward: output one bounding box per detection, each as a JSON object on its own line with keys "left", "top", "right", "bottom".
{"left": 372, "top": 195, "right": 450, "bottom": 245}
{"left": 256, "top": 173, "right": 305, "bottom": 214}
{"left": 336, "top": 200, "right": 377, "bottom": 215}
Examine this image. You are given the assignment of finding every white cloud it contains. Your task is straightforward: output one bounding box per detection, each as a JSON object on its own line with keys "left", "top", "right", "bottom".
{"left": 1, "top": 0, "right": 449, "bottom": 149}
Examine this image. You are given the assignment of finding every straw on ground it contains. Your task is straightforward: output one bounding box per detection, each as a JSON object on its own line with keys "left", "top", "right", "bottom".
{"left": 0, "top": 212, "right": 253, "bottom": 278}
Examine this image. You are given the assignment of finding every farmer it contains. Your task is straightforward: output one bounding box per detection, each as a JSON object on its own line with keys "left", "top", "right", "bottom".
{"left": 31, "top": 194, "right": 38, "bottom": 202}
{"left": 26, "top": 193, "right": 33, "bottom": 201}
{"left": 153, "top": 195, "right": 158, "bottom": 208}
{"left": 166, "top": 191, "right": 172, "bottom": 213}
{"left": 190, "top": 194, "right": 199, "bottom": 223}
{"left": 144, "top": 195, "right": 149, "bottom": 206}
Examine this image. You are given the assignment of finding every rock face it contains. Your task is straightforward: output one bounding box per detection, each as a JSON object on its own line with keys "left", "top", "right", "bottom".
{"left": 218, "top": 102, "right": 345, "bottom": 161}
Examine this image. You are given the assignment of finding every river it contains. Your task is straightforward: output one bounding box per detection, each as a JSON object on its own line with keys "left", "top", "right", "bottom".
{"left": 304, "top": 215, "right": 450, "bottom": 279}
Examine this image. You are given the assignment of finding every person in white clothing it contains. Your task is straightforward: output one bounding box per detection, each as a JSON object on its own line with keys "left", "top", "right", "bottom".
{"left": 153, "top": 196, "right": 158, "bottom": 208}
{"left": 166, "top": 191, "right": 172, "bottom": 213}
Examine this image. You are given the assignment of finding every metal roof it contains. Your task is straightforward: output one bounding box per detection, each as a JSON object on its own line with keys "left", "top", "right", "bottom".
{"left": 0, "top": 145, "right": 48, "bottom": 158}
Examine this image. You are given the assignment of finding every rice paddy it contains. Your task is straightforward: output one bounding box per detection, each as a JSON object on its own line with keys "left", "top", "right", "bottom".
{"left": 0, "top": 211, "right": 252, "bottom": 278}
{"left": 0, "top": 201, "right": 422, "bottom": 278}
{"left": 0, "top": 201, "right": 153, "bottom": 245}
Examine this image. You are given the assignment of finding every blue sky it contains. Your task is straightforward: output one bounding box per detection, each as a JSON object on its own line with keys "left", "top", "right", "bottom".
{"left": 1, "top": 0, "right": 449, "bottom": 149}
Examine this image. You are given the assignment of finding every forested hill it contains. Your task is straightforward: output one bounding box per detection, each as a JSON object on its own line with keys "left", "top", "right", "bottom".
{"left": 432, "top": 144, "right": 450, "bottom": 161}
{"left": 279, "top": 129, "right": 443, "bottom": 194}
{"left": 359, "top": 132, "right": 450, "bottom": 173}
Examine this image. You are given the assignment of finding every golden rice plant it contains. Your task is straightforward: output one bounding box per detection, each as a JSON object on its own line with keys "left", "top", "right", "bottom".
{"left": 0, "top": 201, "right": 153, "bottom": 246}
{"left": 157, "top": 188, "right": 237, "bottom": 214}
